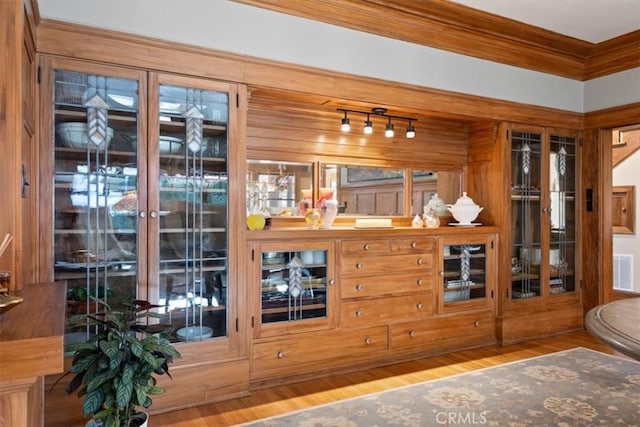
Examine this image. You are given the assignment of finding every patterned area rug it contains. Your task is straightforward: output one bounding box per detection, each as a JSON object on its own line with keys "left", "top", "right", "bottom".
{"left": 240, "top": 348, "right": 640, "bottom": 426}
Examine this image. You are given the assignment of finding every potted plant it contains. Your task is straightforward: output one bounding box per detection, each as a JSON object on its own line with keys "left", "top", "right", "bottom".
{"left": 56, "top": 298, "right": 181, "bottom": 427}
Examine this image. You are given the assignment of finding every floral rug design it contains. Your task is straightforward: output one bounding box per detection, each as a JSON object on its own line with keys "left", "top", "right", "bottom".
{"left": 240, "top": 348, "right": 640, "bottom": 426}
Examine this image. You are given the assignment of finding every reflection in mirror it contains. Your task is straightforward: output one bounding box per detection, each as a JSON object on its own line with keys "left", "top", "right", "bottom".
{"left": 321, "top": 164, "right": 405, "bottom": 216}
{"left": 246, "top": 160, "right": 313, "bottom": 216}
{"left": 411, "top": 170, "right": 439, "bottom": 215}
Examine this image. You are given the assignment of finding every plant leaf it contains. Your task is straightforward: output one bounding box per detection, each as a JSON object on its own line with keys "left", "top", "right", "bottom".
{"left": 116, "top": 365, "right": 134, "bottom": 408}
{"left": 82, "top": 388, "right": 105, "bottom": 416}
{"left": 99, "top": 339, "right": 119, "bottom": 359}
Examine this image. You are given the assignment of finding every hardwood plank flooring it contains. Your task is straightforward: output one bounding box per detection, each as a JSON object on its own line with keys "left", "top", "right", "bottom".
{"left": 151, "top": 331, "right": 621, "bottom": 426}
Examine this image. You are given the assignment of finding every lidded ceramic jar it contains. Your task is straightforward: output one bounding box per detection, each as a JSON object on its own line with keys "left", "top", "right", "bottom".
{"left": 446, "top": 192, "right": 483, "bottom": 224}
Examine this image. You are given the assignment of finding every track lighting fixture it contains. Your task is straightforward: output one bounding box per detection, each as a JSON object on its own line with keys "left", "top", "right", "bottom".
{"left": 337, "top": 107, "right": 417, "bottom": 138}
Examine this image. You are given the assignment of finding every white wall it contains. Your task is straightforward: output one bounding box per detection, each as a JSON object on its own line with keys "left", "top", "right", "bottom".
{"left": 613, "top": 144, "right": 640, "bottom": 292}
{"left": 37, "top": 0, "right": 639, "bottom": 113}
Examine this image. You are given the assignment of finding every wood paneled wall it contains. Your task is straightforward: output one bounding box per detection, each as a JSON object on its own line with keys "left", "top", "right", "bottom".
{"left": 246, "top": 100, "right": 470, "bottom": 171}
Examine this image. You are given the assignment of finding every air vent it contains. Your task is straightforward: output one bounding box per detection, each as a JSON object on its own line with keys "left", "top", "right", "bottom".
{"left": 613, "top": 254, "right": 633, "bottom": 291}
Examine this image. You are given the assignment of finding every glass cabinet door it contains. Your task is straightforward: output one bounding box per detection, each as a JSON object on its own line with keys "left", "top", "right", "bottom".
{"left": 51, "top": 66, "right": 142, "bottom": 345}
{"left": 150, "top": 77, "right": 230, "bottom": 343}
{"left": 440, "top": 237, "right": 492, "bottom": 311}
{"left": 548, "top": 133, "right": 577, "bottom": 296}
{"left": 255, "top": 241, "right": 335, "bottom": 337}
{"left": 510, "top": 130, "right": 543, "bottom": 299}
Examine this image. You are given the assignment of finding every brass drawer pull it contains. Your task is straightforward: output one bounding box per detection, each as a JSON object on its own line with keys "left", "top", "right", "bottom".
{"left": 416, "top": 302, "right": 424, "bottom": 310}
{"left": 363, "top": 243, "right": 370, "bottom": 251}
{"left": 364, "top": 337, "right": 373, "bottom": 345}
{"left": 417, "top": 279, "right": 424, "bottom": 286}
{"left": 355, "top": 284, "right": 364, "bottom": 292}
{"left": 417, "top": 258, "right": 424, "bottom": 265}
{"left": 329, "top": 279, "right": 335, "bottom": 286}
{"left": 355, "top": 310, "right": 364, "bottom": 317}
{"left": 411, "top": 241, "right": 418, "bottom": 248}
{"left": 277, "top": 351, "right": 285, "bottom": 359}
{"left": 473, "top": 320, "right": 480, "bottom": 327}
{"left": 409, "top": 330, "right": 417, "bottom": 337}
{"left": 356, "top": 262, "right": 364, "bottom": 269}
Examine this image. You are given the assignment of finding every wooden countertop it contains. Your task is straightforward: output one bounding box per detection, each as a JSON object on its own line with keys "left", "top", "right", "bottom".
{"left": 585, "top": 297, "right": 640, "bottom": 361}
{"left": 248, "top": 224, "right": 499, "bottom": 241}
{"left": 0, "top": 281, "right": 67, "bottom": 382}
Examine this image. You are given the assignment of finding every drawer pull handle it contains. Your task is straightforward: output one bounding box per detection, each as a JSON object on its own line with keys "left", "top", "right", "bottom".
{"left": 149, "top": 210, "right": 158, "bottom": 219}
{"left": 409, "top": 330, "right": 417, "bottom": 337}
{"left": 363, "top": 243, "right": 370, "bottom": 251}
{"left": 139, "top": 211, "right": 147, "bottom": 218}
{"left": 417, "top": 279, "right": 424, "bottom": 286}
{"left": 417, "top": 258, "right": 424, "bottom": 265}
{"left": 411, "top": 241, "right": 417, "bottom": 248}
{"left": 416, "top": 303, "right": 424, "bottom": 310}
{"left": 356, "top": 262, "right": 364, "bottom": 269}
{"left": 277, "top": 351, "right": 285, "bottom": 359}
{"left": 355, "top": 310, "right": 364, "bottom": 317}
{"left": 364, "top": 337, "right": 373, "bottom": 345}
{"left": 439, "top": 271, "right": 445, "bottom": 276}
{"left": 473, "top": 321, "right": 480, "bottom": 327}
{"left": 355, "top": 284, "right": 364, "bottom": 292}
{"left": 328, "top": 279, "right": 335, "bottom": 286}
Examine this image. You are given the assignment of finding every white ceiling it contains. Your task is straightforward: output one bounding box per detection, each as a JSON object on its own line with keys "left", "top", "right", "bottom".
{"left": 449, "top": 0, "right": 640, "bottom": 43}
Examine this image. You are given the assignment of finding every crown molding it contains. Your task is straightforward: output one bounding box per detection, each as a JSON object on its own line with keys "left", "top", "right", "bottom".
{"left": 232, "top": 0, "right": 639, "bottom": 81}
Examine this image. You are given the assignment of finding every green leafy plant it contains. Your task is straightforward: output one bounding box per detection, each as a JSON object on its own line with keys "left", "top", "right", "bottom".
{"left": 56, "top": 299, "right": 181, "bottom": 427}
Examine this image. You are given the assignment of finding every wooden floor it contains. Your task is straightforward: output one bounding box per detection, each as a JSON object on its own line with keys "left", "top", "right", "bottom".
{"left": 150, "top": 330, "right": 621, "bottom": 426}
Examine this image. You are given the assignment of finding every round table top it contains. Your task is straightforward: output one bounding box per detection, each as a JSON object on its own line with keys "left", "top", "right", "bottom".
{"left": 585, "top": 297, "right": 640, "bottom": 360}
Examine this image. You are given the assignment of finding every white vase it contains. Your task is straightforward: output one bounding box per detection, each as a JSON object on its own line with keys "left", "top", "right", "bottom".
{"left": 320, "top": 199, "right": 338, "bottom": 229}
{"left": 86, "top": 412, "right": 148, "bottom": 427}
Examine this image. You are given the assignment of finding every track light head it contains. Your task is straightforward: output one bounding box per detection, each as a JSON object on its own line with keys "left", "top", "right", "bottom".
{"left": 340, "top": 111, "right": 350, "bottom": 132}
{"left": 406, "top": 121, "right": 416, "bottom": 139}
{"left": 385, "top": 117, "right": 394, "bottom": 137}
{"left": 364, "top": 114, "right": 373, "bottom": 134}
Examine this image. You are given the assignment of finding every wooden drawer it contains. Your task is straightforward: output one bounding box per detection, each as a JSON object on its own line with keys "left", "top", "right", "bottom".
{"left": 391, "top": 311, "right": 495, "bottom": 350}
{"left": 252, "top": 326, "right": 388, "bottom": 377}
{"left": 341, "top": 273, "right": 433, "bottom": 298}
{"left": 341, "top": 239, "right": 390, "bottom": 256}
{"left": 340, "top": 253, "right": 433, "bottom": 276}
{"left": 391, "top": 237, "right": 436, "bottom": 254}
{"left": 340, "top": 294, "right": 433, "bottom": 326}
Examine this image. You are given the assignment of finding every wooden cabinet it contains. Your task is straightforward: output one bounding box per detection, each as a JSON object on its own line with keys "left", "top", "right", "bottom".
{"left": 437, "top": 234, "right": 496, "bottom": 313}
{"left": 468, "top": 123, "right": 583, "bottom": 344}
{"left": 251, "top": 241, "right": 337, "bottom": 338}
{"left": 248, "top": 230, "right": 499, "bottom": 384}
{"left": 251, "top": 326, "right": 388, "bottom": 381}
{"left": 39, "top": 56, "right": 249, "bottom": 417}
{"left": 338, "top": 237, "right": 435, "bottom": 326}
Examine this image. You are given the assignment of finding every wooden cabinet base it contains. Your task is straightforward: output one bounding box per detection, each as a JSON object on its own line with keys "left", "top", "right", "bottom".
{"left": 497, "top": 303, "right": 584, "bottom": 345}
{"left": 44, "top": 358, "right": 250, "bottom": 427}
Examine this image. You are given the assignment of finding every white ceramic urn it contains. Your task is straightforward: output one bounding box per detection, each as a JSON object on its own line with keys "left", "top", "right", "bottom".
{"left": 447, "top": 192, "right": 483, "bottom": 224}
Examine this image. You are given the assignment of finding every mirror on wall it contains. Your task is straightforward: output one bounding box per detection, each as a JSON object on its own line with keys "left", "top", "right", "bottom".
{"left": 320, "top": 164, "right": 407, "bottom": 216}
{"left": 246, "top": 160, "right": 313, "bottom": 216}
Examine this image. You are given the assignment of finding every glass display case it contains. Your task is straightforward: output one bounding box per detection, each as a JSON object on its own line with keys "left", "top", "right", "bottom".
{"left": 48, "top": 63, "right": 233, "bottom": 345}
{"left": 254, "top": 241, "right": 335, "bottom": 337}
{"left": 153, "top": 80, "right": 230, "bottom": 343}
{"left": 510, "top": 129, "right": 578, "bottom": 300}
{"left": 440, "top": 236, "right": 493, "bottom": 311}
{"left": 51, "top": 68, "right": 142, "bottom": 346}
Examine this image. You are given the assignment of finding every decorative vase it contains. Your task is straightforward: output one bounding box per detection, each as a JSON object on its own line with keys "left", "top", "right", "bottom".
{"left": 320, "top": 199, "right": 338, "bottom": 229}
